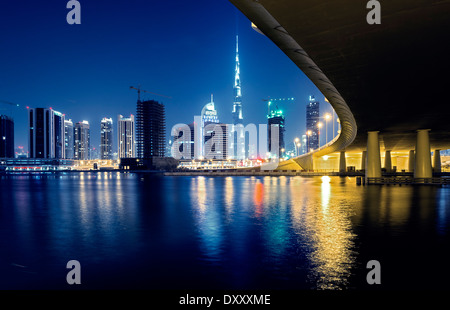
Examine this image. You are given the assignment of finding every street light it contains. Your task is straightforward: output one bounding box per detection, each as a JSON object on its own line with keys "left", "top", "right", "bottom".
{"left": 324, "top": 113, "right": 331, "bottom": 144}
{"left": 294, "top": 137, "right": 300, "bottom": 156}
{"left": 317, "top": 122, "right": 323, "bottom": 147}
{"left": 306, "top": 130, "right": 312, "bottom": 153}
{"left": 296, "top": 142, "right": 301, "bottom": 156}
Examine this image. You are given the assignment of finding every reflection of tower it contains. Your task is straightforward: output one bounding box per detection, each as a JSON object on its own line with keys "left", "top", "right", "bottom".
{"left": 306, "top": 96, "right": 320, "bottom": 152}
{"left": 231, "top": 35, "right": 245, "bottom": 159}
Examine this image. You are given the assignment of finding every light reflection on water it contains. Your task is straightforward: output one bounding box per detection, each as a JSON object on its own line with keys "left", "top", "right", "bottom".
{"left": 1, "top": 173, "right": 449, "bottom": 289}
{"left": 190, "top": 175, "right": 357, "bottom": 289}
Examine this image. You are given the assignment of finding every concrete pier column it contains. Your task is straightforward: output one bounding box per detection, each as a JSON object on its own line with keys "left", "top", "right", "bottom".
{"left": 384, "top": 150, "right": 392, "bottom": 173}
{"left": 366, "top": 131, "right": 382, "bottom": 179}
{"left": 361, "top": 151, "right": 367, "bottom": 171}
{"left": 339, "top": 151, "right": 346, "bottom": 172}
{"left": 433, "top": 149, "right": 441, "bottom": 173}
{"left": 414, "top": 129, "right": 432, "bottom": 178}
{"left": 408, "top": 150, "right": 415, "bottom": 172}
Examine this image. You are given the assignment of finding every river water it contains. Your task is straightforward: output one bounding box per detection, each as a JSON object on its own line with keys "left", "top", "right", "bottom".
{"left": 1, "top": 172, "right": 449, "bottom": 290}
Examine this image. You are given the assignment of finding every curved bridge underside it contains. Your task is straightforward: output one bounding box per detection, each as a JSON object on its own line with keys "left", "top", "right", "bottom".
{"left": 231, "top": 0, "right": 450, "bottom": 169}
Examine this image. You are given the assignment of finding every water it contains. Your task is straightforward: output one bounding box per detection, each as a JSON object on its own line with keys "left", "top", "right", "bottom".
{"left": 1, "top": 172, "right": 449, "bottom": 290}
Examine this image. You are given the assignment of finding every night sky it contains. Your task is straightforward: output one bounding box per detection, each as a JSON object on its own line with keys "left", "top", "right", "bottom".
{"left": 0, "top": 0, "right": 331, "bottom": 154}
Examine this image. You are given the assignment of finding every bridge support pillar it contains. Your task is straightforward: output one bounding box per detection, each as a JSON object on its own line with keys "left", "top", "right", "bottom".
{"left": 366, "top": 131, "right": 382, "bottom": 179}
{"left": 414, "top": 129, "right": 432, "bottom": 178}
{"left": 339, "top": 151, "right": 346, "bottom": 173}
{"left": 361, "top": 151, "right": 366, "bottom": 171}
{"left": 384, "top": 150, "right": 392, "bottom": 173}
{"left": 408, "top": 150, "right": 415, "bottom": 172}
{"left": 433, "top": 149, "right": 441, "bottom": 173}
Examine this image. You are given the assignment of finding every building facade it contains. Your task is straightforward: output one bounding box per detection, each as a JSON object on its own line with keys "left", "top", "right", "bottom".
{"left": 267, "top": 109, "right": 285, "bottom": 158}
{"left": 231, "top": 35, "right": 245, "bottom": 160}
{"left": 201, "top": 95, "right": 219, "bottom": 157}
{"left": 64, "top": 119, "right": 74, "bottom": 159}
{"left": 204, "top": 122, "right": 228, "bottom": 160}
{"left": 28, "top": 108, "right": 65, "bottom": 159}
{"left": 100, "top": 117, "right": 113, "bottom": 160}
{"left": 0, "top": 115, "right": 14, "bottom": 158}
{"left": 118, "top": 114, "right": 135, "bottom": 159}
{"left": 136, "top": 99, "right": 165, "bottom": 158}
{"left": 74, "top": 120, "right": 90, "bottom": 160}
{"left": 306, "top": 96, "right": 320, "bottom": 152}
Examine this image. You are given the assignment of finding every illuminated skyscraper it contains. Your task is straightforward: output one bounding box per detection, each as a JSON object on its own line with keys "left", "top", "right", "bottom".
{"left": 100, "top": 117, "right": 113, "bottom": 159}
{"left": 28, "top": 107, "right": 65, "bottom": 159}
{"left": 0, "top": 115, "right": 14, "bottom": 158}
{"left": 231, "top": 35, "right": 245, "bottom": 159}
{"left": 306, "top": 96, "right": 320, "bottom": 152}
{"left": 118, "top": 114, "right": 135, "bottom": 159}
{"left": 201, "top": 94, "right": 219, "bottom": 157}
{"left": 232, "top": 36, "right": 243, "bottom": 126}
{"left": 74, "top": 120, "right": 90, "bottom": 160}
{"left": 64, "top": 119, "right": 74, "bottom": 159}
{"left": 267, "top": 109, "right": 285, "bottom": 158}
{"left": 204, "top": 122, "right": 228, "bottom": 160}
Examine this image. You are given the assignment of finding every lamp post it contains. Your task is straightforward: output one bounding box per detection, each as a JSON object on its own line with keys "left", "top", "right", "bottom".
{"left": 297, "top": 142, "right": 301, "bottom": 156}
{"left": 294, "top": 137, "right": 300, "bottom": 156}
{"left": 307, "top": 130, "right": 312, "bottom": 153}
{"left": 324, "top": 113, "right": 331, "bottom": 144}
{"left": 317, "top": 122, "right": 323, "bottom": 148}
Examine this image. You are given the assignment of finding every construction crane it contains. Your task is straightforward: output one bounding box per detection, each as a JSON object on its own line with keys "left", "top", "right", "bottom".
{"left": 262, "top": 97, "right": 294, "bottom": 115}
{"left": 0, "top": 100, "right": 19, "bottom": 107}
{"left": 129, "top": 85, "right": 171, "bottom": 101}
{"left": 0, "top": 100, "right": 20, "bottom": 117}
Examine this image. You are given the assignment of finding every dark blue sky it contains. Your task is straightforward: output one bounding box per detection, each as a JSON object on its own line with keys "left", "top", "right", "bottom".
{"left": 0, "top": 0, "right": 331, "bottom": 153}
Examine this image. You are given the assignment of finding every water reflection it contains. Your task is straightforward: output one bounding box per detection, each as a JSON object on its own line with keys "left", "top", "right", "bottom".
{"left": 1, "top": 174, "right": 449, "bottom": 290}
{"left": 190, "top": 177, "right": 224, "bottom": 264}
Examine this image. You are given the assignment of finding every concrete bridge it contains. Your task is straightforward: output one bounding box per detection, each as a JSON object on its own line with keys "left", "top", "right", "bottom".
{"left": 230, "top": 0, "right": 450, "bottom": 179}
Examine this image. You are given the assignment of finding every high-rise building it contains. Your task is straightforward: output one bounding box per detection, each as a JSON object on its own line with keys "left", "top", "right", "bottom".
{"left": 28, "top": 108, "right": 65, "bottom": 159}
{"left": 232, "top": 36, "right": 243, "bottom": 125}
{"left": 301, "top": 134, "right": 307, "bottom": 155}
{"left": 267, "top": 109, "right": 285, "bottom": 157}
{"left": 136, "top": 99, "right": 165, "bottom": 158}
{"left": 0, "top": 115, "right": 14, "bottom": 158}
{"left": 118, "top": 114, "right": 135, "bottom": 159}
{"left": 306, "top": 96, "right": 320, "bottom": 152}
{"left": 64, "top": 119, "right": 74, "bottom": 159}
{"left": 231, "top": 35, "right": 245, "bottom": 160}
{"left": 201, "top": 95, "right": 219, "bottom": 157}
{"left": 100, "top": 117, "right": 113, "bottom": 160}
{"left": 172, "top": 123, "right": 195, "bottom": 160}
{"left": 74, "top": 120, "right": 90, "bottom": 160}
{"left": 204, "top": 122, "right": 228, "bottom": 160}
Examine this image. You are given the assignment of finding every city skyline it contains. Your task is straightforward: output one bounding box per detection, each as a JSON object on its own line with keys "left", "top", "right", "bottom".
{"left": 0, "top": 1, "right": 327, "bottom": 155}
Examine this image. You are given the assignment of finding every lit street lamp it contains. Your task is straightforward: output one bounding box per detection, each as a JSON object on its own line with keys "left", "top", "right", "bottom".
{"left": 324, "top": 113, "right": 331, "bottom": 144}
{"left": 294, "top": 137, "right": 300, "bottom": 156}
{"left": 306, "top": 130, "right": 312, "bottom": 153}
{"left": 317, "top": 122, "right": 323, "bottom": 147}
